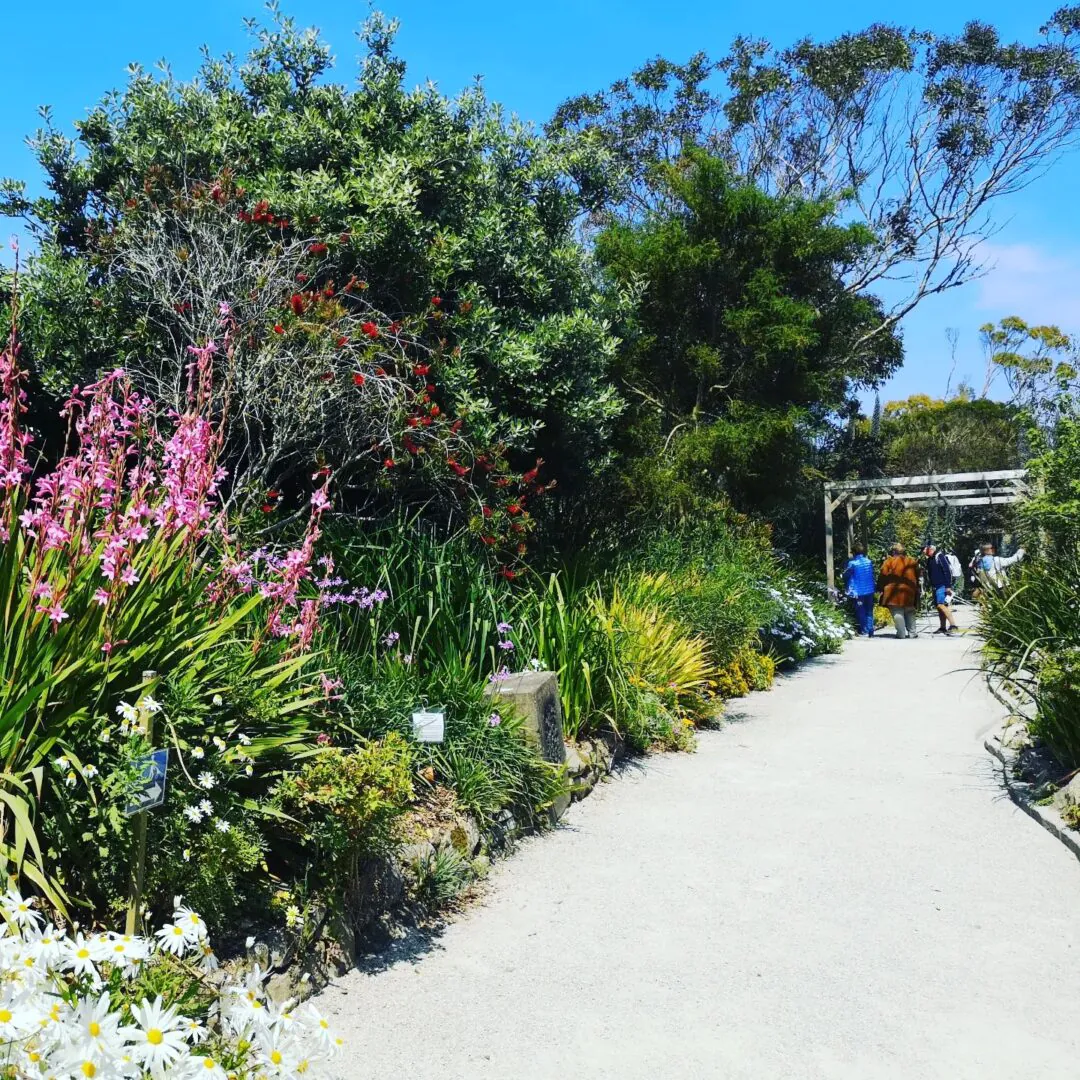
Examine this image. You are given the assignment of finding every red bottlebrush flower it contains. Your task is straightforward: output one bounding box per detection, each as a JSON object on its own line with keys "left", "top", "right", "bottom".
{"left": 254, "top": 199, "right": 270, "bottom": 216}
{"left": 426, "top": 384, "right": 437, "bottom": 394}
{"left": 383, "top": 458, "right": 396, "bottom": 469}
{"left": 450, "top": 419, "right": 463, "bottom": 434}
{"left": 507, "top": 504, "right": 522, "bottom": 516}
{"left": 261, "top": 503, "right": 274, "bottom": 513}
{"left": 237, "top": 210, "right": 252, "bottom": 222}
{"left": 389, "top": 320, "right": 402, "bottom": 334}
{"left": 308, "top": 242, "right": 329, "bottom": 254}
{"left": 448, "top": 459, "right": 468, "bottom": 477}
{"left": 493, "top": 477, "right": 511, "bottom": 488}
{"left": 339, "top": 233, "right": 350, "bottom": 244}
{"left": 407, "top": 417, "right": 420, "bottom": 428}
{"left": 404, "top": 438, "right": 420, "bottom": 454}
{"left": 278, "top": 219, "right": 290, "bottom": 230}
{"left": 319, "top": 371, "right": 335, "bottom": 382}
{"left": 431, "top": 296, "right": 442, "bottom": 306}
{"left": 522, "top": 458, "right": 544, "bottom": 485}
{"left": 295, "top": 273, "right": 308, "bottom": 283}
{"left": 499, "top": 567, "right": 517, "bottom": 581}
{"left": 361, "top": 321, "right": 379, "bottom": 339}
{"left": 429, "top": 405, "right": 441, "bottom": 418}
{"left": 273, "top": 324, "right": 285, "bottom": 334}
{"left": 482, "top": 506, "right": 493, "bottom": 519}
{"left": 374, "top": 367, "right": 387, "bottom": 377}
{"left": 290, "top": 294, "right": 305, "bottom": 316}
{"left": 353, "top": 372, "right": 366, "bottom": 386}
{"left": 336, "top": 335, "right": 350, "bottom": 347}
{"left": 510, "top": 522, "right": 525, "bottom": 534}
{"left": 480, "top": 535, "right": 497, "bottom": 546}
{"left": 324, "top": 286, "right": 335, "bottom": 299}
{"left": 266, "top": 489, "right": 280, "bottom": 499}
{"left": 413, "top": 364, "right": 430, "bottom": 377}
{"left": 421, "top": 416, "right": 433, "bottom": 427}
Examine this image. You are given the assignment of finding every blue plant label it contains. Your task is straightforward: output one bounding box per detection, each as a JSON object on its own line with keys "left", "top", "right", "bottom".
{"left": 411, "top": 709, "right": 445, "bottom": 744}
{"left": 125, "top": 748, "right": 169, "bottom": 815}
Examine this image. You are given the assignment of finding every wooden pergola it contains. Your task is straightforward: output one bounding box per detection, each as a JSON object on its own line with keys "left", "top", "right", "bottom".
{"left": 823, "top": 469, "right": 1029, "bottom": 593}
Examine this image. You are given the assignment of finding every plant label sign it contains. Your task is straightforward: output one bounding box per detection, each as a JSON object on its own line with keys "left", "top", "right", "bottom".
{"left": 411, "top": 709, "right": 445, "bottom": 744}
{"left": 125, "top": 748, "right": 169, "bottom": 816}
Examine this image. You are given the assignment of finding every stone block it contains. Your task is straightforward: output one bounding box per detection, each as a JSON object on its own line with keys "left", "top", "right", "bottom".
{"left": 484, "top": 671, "right": 569, "bottom": 818}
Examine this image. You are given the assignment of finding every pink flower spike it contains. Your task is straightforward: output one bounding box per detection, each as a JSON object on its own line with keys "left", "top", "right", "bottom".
{"left": 120, "top": 566, "right": 139, "bottom": 586}
{"left": 32, "top": 581, "right": 52, "bottom": 600}
{"left": 92, "top": 588, "right": 110, "bottom": 606}
{"left": 101, "top": 642, "right": 113, "bottom": 654}
{"left": 46, "top": 604, "right": 68, "bottom": 625}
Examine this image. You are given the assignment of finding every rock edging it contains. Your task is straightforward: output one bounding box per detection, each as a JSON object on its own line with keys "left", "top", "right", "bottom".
{"left": 984, "top": 720, "right": 1080, "bottom": 863}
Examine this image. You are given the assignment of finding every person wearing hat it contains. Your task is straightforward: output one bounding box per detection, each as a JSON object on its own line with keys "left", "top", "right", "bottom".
{"left": 924, "top": 543, "right": 958, "bottom": 636}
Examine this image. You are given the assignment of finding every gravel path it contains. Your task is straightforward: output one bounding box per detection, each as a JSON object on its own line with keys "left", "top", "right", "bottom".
{"left": 318, "top": 621, "right": 1080, "bottom": 1079}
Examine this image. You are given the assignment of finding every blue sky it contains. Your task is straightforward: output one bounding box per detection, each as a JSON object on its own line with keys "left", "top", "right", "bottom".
{"left": 2, "top": 0, "right": 1078, "bottom": 407}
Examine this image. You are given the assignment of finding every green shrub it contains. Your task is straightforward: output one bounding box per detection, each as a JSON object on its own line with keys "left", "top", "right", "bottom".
{"left": 273, "top": 737, "right": 414, "bottom": 910}
{"left": 333, "top": 654, "right": 564, "bottom": 825}
{"left": 980, "top": 554, "right": 1080, "bottom": 769}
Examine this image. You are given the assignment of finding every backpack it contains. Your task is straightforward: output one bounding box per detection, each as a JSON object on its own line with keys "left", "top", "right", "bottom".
{"left": 946, "top": 552, "right": 962, "bottom": 581}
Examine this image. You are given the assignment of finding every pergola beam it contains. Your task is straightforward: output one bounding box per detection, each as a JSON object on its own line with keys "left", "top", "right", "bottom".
{"left": 828, "top": 469, "right": 1027, "bottom": 493}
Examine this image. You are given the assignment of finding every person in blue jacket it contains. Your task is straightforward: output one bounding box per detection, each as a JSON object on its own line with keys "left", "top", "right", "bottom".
{"left": 843, "top": 542, "right": 877, "bottom": 637}
{"left": 923, "top": 543, "right": 958, "bottom": 636}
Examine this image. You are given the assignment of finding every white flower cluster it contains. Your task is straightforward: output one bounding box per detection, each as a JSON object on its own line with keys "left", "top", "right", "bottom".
{"left": 0, "top": 891, "right": 341, "bottom": 1078}
{"left": 763, "top": 579, "right": 852, "bottom": 655}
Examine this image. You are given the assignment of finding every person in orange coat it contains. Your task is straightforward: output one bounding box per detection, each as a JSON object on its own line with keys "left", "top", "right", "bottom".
{"left": 878, "top": 543, "right": 920, "bottom": 639}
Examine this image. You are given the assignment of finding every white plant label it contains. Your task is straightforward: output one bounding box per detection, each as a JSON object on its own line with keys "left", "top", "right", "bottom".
{"left": 411, "top": 709, "right": 445, "bottom": 743}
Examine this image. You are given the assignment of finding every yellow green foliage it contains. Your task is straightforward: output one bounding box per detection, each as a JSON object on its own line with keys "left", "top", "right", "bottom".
{"left": 593, "top": 574, "right": 715, "bottom": 699}
{"left": 712, "top": 647, "right": 775, "bottom": 699}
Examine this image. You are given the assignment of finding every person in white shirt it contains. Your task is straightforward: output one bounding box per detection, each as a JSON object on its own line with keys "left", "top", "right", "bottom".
{"left": 975, "top": 543, "right": 1026, "bottom": 589}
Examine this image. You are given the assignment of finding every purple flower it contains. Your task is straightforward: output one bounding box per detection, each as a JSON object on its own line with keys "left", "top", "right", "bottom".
{"left": 383, "top": 630, "right": 400, "bottom": 648}
{"left": 488, "top": 712, "right": 502, "bottom": 727}
{"left": 496, "top": 621, "right": 512, "bottom": 634}
{"left": 488, "top": 666, "right": 511, "bottom": 684}
{"left": 498, "top": 639, "right": 515, "bottom": 651}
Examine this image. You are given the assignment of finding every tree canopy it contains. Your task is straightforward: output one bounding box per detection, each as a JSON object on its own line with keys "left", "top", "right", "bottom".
{"left": 592, "top": 150, "right": 901, "bottom": 521}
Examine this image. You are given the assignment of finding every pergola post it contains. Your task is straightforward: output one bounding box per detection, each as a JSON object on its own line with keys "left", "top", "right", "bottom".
{"left": 824, "top": 487, "right": 836, "bottom": 595}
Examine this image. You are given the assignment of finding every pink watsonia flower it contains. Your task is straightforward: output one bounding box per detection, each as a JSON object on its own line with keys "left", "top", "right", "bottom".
{"left": 45, "top": 604, "right": 68, "bottom": 625}
{"left": 120, "top": 566, "right": 139, "bottom": 586}
{"left": 92, "top": 588, "right": 110, "bottom": 606}
{"left": 32, "top": 581, "right": 52, "bottom": 600}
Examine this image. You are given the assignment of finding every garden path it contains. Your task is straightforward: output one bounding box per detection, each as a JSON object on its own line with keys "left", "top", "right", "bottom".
{"left": 318, "top": 616, "right": 1080, "bottom": 1079}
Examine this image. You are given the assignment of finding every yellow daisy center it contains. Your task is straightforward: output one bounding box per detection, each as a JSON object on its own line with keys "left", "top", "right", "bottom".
{"left": 82, "top": 1063, "right": 96, "bottom": 1078}
{"left": 202, "top": 1059, "right": 216, "bottom": 1070}
{"left": 89, "top": 1021, "right": 101, "bottom": 1037}
{"left": 147, "top": 1028, "right": 163, "bottom": 1045}
{"left": 270, "top": 1050, "right": 283, "bottom": 1065}
{"left": 0, "top": 1009, "right": 12, "bottom": 1023}
{"left": 77, "top": 948, "right": 90, "bottom": 959}
{"left": 319, "top": 1019, "right": 328, "bottom": 1030}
